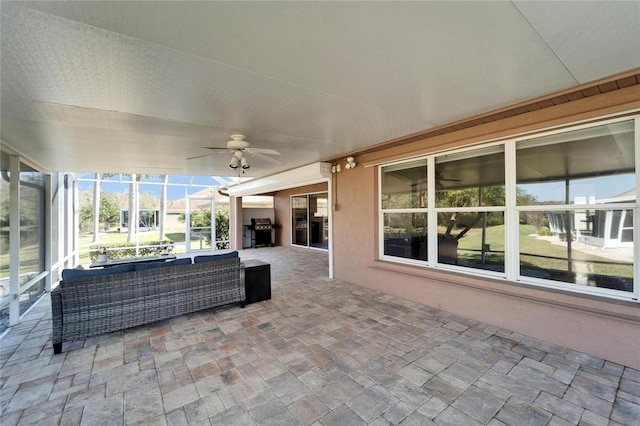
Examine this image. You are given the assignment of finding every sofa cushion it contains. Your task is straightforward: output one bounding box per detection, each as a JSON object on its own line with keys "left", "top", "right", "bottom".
{"left": 62, "top": 264, "right": 135, "bottom": 281}
{"left": 193, "top": 251, "right": 239, "bottom": 263}
{"left": 134, "top": 257, "right": 192, "bottom": 271}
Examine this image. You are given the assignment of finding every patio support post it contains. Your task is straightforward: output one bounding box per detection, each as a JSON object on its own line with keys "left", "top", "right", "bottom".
{"left": 327, "top": 177, "right": 333, "bottom": 278}
{"left": 211, "top": 197, "right": 216, "bottom": 249}
{"left": 229, "top": 196, "right": 242, "bottom": 250}
{"left": 8, "top": 155, "right": 20, "bottom": 326}
{"left": 45, "top": 174, "right": 52, "bottom": 292}
{"left": 565, "top": 177, "right": 572, "bottom": 272}
{"left": 73, "top": 176, "right": 80, "bottom": 266}
{"left": 185, "top": 197, "right": 191, "bottom": 253}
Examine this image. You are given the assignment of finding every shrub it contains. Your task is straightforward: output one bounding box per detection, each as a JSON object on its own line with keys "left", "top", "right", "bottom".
{"left": 537, "top": 227, "right": 554, "bottom": 237}
{"left": 89, "top": 239, "right": 174, "bottom": 261}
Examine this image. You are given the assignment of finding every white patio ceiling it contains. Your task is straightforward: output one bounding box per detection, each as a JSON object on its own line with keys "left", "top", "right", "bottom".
{"left": 1, "top": 1, "right": 639, "bottom": 179}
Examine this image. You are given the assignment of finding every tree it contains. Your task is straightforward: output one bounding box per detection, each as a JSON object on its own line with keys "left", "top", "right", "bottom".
{"left": 517, "top": 188, "right": 546, "bottom": 229}
{"left": 99, "top": 194, "right": 120, "bottom": 230}
{"left": 80, "top": 193, "right": 120, "bottom": 231}
{"left": 215, "top": 208, "right": 229, "bottom": 249}
{"left": 178, "top": 207, "right": 230, "bottom": 249}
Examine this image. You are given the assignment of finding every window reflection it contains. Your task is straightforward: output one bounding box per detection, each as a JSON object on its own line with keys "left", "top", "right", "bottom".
{"left": 383, "top": 213, "right": 427, "bottom": 260}
{"left": 381, "top": 160, "right": 427, "bottom": 209}
{"left": 436, "top": 146, "right": 505, "bottom": 208}
{"left": 516, "top": 121, "right": 635, "bottom": 205}
{"left": 519, "top": 210, "right": 633, "bottom": 292}
{"left": 437, "top": 212, "right": 505, "bottom": 272}
{"left": 379, "top": 118, "right": 636, "bottom": 297}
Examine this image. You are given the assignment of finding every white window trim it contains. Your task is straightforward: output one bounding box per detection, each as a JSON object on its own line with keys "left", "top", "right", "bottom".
{"left": 379, "top": 114, "right": 640, "bottom": 302}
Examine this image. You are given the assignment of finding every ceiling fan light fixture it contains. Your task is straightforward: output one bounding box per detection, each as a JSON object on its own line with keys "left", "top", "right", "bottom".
{"left": 241, "top": 156, "right": 250, "bottom": 169}
{"left": 229, "top": 155, "right": 239, "bottom": 169}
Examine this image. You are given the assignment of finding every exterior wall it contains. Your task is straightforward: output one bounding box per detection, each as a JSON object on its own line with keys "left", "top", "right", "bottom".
{"left": 331, "top": 82, "right": 640, "bottom": 369}
{"left": 273, "top": 183, "right": 328, "bottom": 247}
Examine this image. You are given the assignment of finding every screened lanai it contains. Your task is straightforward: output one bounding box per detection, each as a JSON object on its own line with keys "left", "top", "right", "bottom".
{"left": 0, "top": 170, "right": 260, "bottom": 333}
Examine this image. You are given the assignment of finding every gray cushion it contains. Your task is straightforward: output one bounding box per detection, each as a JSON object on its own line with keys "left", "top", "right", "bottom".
{"left": 62, "top": 264, "right": 135, "bottom": 281}
{"left": 193, "top": 251, "right": 239, "bottom": 263}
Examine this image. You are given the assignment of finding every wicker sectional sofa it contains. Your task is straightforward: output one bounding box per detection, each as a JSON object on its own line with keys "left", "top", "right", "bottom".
{"left": 51, "top": 253, "right": 245, "bottom": 354}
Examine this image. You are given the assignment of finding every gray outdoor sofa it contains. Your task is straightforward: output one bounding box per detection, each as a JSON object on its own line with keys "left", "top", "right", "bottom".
{"left": 51, "top": 252, "right": 245, "bottom": 354}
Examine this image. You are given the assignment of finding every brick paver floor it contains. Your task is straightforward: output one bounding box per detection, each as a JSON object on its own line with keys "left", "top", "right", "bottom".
{"left": 1, "top": 247, "right": 639, "bottom": 425}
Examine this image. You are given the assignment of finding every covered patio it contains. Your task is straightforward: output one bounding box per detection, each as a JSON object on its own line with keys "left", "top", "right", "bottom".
{"left": 1, "top": 247, "right": 638, "bottom": 425}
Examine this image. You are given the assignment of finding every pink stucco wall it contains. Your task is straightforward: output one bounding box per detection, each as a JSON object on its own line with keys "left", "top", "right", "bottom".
{"left": 329, "top": 161, "right": 640, "bottom": 369}
{"left": 280, "top": 83, "right": 640, "bottom": 369}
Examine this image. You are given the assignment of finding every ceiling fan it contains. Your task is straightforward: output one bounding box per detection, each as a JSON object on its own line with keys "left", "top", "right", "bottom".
{"left": 435, "top": 166, "right": 462, "bottom": 190}
{"left": 186, "top": 134, "right": 282, "bottom": 169}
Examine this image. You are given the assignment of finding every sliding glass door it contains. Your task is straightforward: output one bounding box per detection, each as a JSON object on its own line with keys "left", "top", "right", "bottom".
{"left": 291, "top": 192, "right": 328, "bottom": 250}
{"left": 292, "top": 195, "right": 308, "bottom": 246}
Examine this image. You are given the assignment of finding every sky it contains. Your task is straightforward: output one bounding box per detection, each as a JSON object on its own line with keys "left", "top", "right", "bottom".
{"left": 76, "top": 174, "right": 238, "bottom": 201}
{"left": 518, "top": 174, "right": 636, "bottom": 204}
{"left": 78, "top": 173, "right": 636, "bottom": 204}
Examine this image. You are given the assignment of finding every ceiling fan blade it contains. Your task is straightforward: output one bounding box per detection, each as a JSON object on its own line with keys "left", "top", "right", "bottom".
{"left": 245, "top": 147, "right": 281, "bottom": 156}
{"left": 185, "top": 153, "right": 215, "bottom": 160}
{"left": 255, "top": 153, "right": 284, "bottom": 165}
{"left": 202, "top": 147, "right": 231, "bottom": 152}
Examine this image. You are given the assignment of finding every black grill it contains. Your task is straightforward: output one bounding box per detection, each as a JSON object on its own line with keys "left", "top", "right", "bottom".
{"left": 249, "top": 218, "right": 274, "bottom": 247}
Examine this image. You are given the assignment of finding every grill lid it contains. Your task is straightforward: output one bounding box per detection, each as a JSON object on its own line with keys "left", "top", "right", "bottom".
{"left": 251, "top": 218, "right": 272, "bottom": 230}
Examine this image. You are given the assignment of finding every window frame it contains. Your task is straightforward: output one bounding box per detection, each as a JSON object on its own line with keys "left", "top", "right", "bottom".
{"left": 378, "top": 114, "right": 640, "bottom": 302}
{"left": 290, "top": 191, "right": 329, "bottom": 250}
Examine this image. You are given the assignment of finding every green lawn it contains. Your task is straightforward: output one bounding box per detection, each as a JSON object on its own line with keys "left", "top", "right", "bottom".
{"left": 451, "top": 224, "right": 632, "bottom": 278}
{"left": 0, "top": 244, "right": 40, "bottom": 281}
{"left": 78, "top": 230, "right": 212, "bottom": 264}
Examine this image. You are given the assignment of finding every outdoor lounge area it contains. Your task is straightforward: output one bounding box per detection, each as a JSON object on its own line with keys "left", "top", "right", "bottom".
{"left": 1, "top": 247, "right": 638, "bottom": 425}
{"left": 2, "top": 2, "right": 640, "bottom": 425}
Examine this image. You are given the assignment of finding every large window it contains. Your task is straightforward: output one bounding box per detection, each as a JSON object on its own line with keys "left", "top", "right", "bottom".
{"left": 516, "top": 120, "right": 635, "bottom": 293}
{"left": 436, "top": 146, "right": 505, "bottom": 272}
{"left": 381, "top": 160, "right": 428, "bottom": 261}
{"left": 379, "top": 116, "right": 638, "bottom": 299}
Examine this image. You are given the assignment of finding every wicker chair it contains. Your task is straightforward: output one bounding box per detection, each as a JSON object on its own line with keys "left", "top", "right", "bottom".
{"left": 51, "top": 257, "right": 245, "bottom": 354}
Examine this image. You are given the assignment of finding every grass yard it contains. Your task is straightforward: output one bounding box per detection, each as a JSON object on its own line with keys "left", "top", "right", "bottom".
{"left": 78, "top": 229, "right": 213, "bottom": 264}
{"left": 450, "top": 224, "right": 632, "bottom": 278}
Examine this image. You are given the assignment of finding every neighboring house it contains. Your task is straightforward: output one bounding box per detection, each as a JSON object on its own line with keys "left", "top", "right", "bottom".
{"left": 119, "top": 208, "right": 160, "bottom": 233}
{"left": 547, "top": 190, "right": 635, "bottom": 249}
